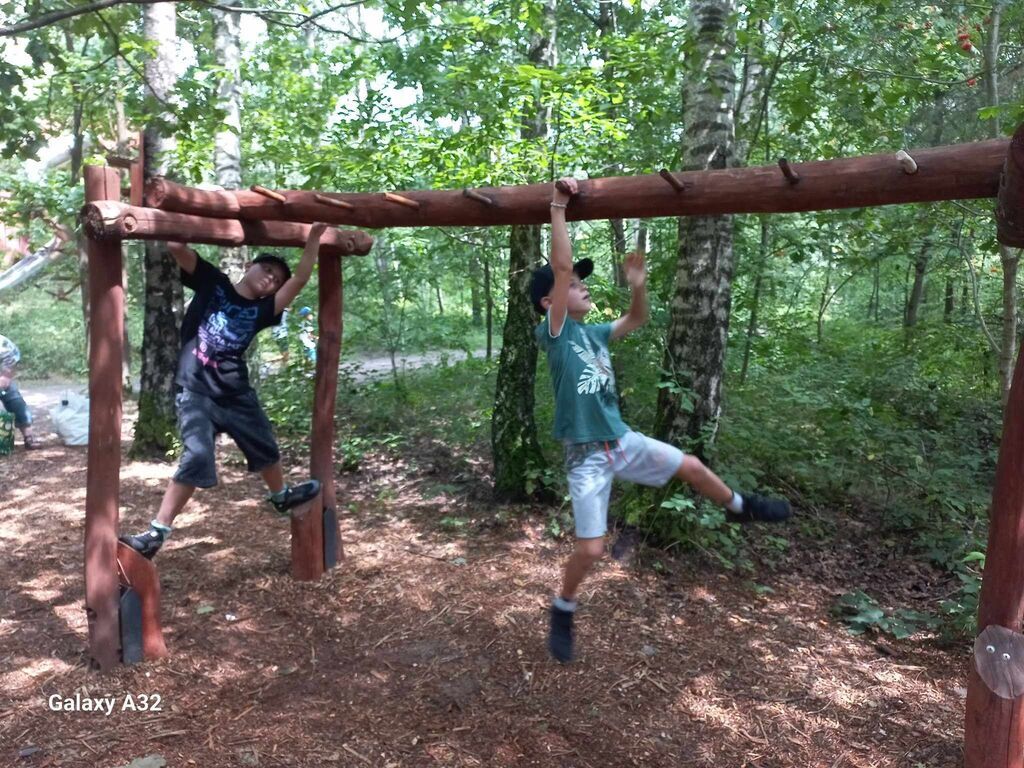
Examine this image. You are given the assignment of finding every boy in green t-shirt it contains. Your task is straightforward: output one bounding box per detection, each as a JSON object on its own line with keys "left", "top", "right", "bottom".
{"left": 532, "top": 177, "right": 791, "bottom": 663}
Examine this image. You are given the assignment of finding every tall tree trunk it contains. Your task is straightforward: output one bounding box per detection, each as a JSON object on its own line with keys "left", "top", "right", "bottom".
{"left": 740, "top": 216, "right": 768, "bottom": 384}
{"left": 598, "top": 0, "right": 627, "bottom": 288}
{"left": 114, "top": 73, "right": 133, "bottom": 392}
{"left": 213, "top": 8, "right": 247, "bottom": 280}
{"left": 65, "top": 30, "right": 92, "bottom": 364}
{"left": 816, "top": 241, "right": 833, "bottom": 343}
{"left": 491, "top": 0, "right": 555, "bottom": 500}
{"left": 133, "top": 2, "right": 184, "bottom": 458}
{"left": 635, "top": 221, "right": 648, "bottom": 254}
{"left": 868, "top": 261, "right": 880, "bottom": 322}
{"left": 944, "top": 278, "right": 955, "bottom": 322}
{"left": 469, "top": 253, "right": 483, "bottom": 327}
{"left": 904, "top": 240, "right": 930, "bottom": 328}
{"left": 655, "top": 0, "right": 737, "bottom": 460}
{"left": 484, "top": 255, "right": 493, "bottom": 361}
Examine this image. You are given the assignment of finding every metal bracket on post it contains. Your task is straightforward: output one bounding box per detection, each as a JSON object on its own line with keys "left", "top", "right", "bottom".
{"left": 323, "top": 507, "right": 338, "bottom": 570}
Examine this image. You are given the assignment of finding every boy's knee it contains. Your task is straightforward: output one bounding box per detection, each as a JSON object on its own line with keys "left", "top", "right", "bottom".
{"left": 575, "top": 537, "right": 605, "bottom": 562}
{"left": 675, "top": 455, "right": 707, "bottom": 485}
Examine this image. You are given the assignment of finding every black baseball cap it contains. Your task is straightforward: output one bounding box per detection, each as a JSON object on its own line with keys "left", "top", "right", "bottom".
{"left": 253, "top": 252, "right": 292, "bottom": 283}
{"left": 529, "top": 258, "right": 594, "bottom": 315}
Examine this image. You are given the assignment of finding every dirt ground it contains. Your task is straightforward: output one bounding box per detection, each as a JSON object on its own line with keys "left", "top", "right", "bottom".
{"left": 0, "top": 395, "right": 968, "bottom": 767}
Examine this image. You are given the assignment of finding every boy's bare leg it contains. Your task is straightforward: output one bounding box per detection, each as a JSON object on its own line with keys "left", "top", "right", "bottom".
{"left": 154, "top": 479, "right": 196, "bottom": 527}
{"left": 675, "top": 454, "right": 791, "bottom": 522}
{"left": 674, "top": 455, "right": 732, "bottom": 506}
{"left": 261, "top": 462, "right": 320, "bottom": 517}
{"left": 260, "top": 462, "right": 286, "bottom": 495}
{"left": 560, "top": 537, "right": 605, "bottom": 601}
{"left": 122, "top": 479, "right": 195, "bottom": 558}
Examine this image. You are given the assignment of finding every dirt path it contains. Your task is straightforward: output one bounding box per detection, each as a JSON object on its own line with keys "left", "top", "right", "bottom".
{"left": 17, "top": 348, "right": 489, "bottom": 441}
{"left": 0, "top": 422, "right": 966, "bottom": 766}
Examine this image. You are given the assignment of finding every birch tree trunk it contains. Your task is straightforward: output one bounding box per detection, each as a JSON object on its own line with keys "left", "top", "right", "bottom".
{"left": 491, "top": 0, "right": 555, "bottom": 500}
{"left": 213, "top": 7, "right": 247, "bottom": 280}
{"left": 133, "top": 2, "right": 184, "bottom": 458}
{"left": 655, "top": 0, "right": 737, "bottom": 459}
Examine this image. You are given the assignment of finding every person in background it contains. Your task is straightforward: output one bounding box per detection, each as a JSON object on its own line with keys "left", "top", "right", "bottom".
{"left": 0, "top": 334, "right": 39, "bottom": 450}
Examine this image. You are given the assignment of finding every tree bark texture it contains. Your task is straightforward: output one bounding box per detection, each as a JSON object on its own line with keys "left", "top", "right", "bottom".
{"left": 135, "top": 1, "right": 183, "bottom": 458}
{"left": 212, "top": 8, "right": 248, "bottom": 280}
{"left": 491, "top": 0, "right": 555, "bottom": 500}
{"left": 656, "top": 0, "right": 737, "bottom": 459}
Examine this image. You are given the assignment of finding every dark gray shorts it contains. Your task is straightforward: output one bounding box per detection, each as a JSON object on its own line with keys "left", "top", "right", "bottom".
{"left": 173, "top": 389, "right": 281, "bottom": 489}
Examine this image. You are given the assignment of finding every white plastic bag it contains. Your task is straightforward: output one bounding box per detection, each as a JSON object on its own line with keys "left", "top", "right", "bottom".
{"left": 50, "top": 390, "right": 90, "bottom": 446}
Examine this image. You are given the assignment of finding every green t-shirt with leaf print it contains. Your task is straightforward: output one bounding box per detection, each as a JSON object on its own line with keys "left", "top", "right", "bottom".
{"left": 534, "top": 312, "right": 628, "bottom": 444}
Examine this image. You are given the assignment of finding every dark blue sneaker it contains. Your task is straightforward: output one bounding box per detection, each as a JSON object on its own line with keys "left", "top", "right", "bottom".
{"left": 729, "top": 493, "right": 791, "bottom": 523}
{"left": 119, "top": 530, "right": 164, "bottom": 559}
{"left": 269, "top": 479, "right": 321, "bottom": 517}
{"left": 549, "top": 605, "right": 574, "bottom": 663}
{"left": 610, "top": 525, "right": 641, "bottom": 561}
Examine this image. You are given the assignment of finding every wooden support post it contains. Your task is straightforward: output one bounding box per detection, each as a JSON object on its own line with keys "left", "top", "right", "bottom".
{"left": 778, "top": 158, "right": 800, "bottom": 184}
{"left": 463, "top": 188, "right": 495, "bottom": 206}
{"left": 80, "top": 201, "right": 374, "bottom": 257}
{"left": 83, "top": 165, "right": 124, "bottom": 672}
{"left": 896, "top": 149, "right": 918, "bottom": 175}
{"left": 251, "top": 184, "right": 286, "bottom": 203}
{"left": 965, "top": 330, "right": 1024, "bottom": 764}
{"left": 383, "top": 192, "right": 421, "bottom": 210}
{"left": 292, "top": 251, "right": 344, "bottom": 579}
{"left": 997, "top": 124, "right": 1024, "bottom": 248}
{"left": 314, "top": 193, "right": 355, "bottom": 211}
{"left": 658, "top": 168, "right": 686, "bottom": 193}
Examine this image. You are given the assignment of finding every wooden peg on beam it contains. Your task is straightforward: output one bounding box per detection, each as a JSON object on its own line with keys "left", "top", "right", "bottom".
{"left": 106, "top": 154, "right": 135, "bottom": 170}
{"left": 463, "top": 188, "right": 495, "bottom": 206}
{"left": 313, "top": 193, "right": 355, "bottom": 211}
{"left": 383, "top": 192, "right": 421, "bottom": 210}
{"left": 251, "top": 185, "right": 286, "bottom": 203}
{"left": 658, "top": 168, "right": 686, "bottom": 193}
{"left": 778, "top": 158, "right": 800, "bottom": 184}
{"left": 896, "top": 150, "right": 918, "bottom": 174}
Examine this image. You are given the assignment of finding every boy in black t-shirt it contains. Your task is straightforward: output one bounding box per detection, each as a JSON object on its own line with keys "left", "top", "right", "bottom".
{"left": 122, "top": 223, "right": 332, "bottom": 559}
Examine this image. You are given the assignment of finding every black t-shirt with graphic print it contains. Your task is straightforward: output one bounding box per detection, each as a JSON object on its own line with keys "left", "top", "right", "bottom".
{"left": 176, "top": 257, "right": 282, "bottom": 398}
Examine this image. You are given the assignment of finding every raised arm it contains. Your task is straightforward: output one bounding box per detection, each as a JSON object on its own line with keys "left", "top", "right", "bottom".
{"left": 610, "top": 250, "right": 649, "bottom": 340}
{"left": 547, "top": 178, "right": 578, "bottom": 337}
{"left": 168, "top": 242, "right": 199, "bottom": 274}
{"left": 275, "top": 222, "right": 329, "bottom": 315}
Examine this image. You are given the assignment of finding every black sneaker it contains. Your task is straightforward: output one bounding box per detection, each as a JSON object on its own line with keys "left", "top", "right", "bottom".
{"left": 729, "top": 493, "right": 792, "bottom": 523}
{"left": 610, "top": 525, "right": 642, "bottom": 561}
{"left": 269, "top": 479, "right": 321, "bottom": 517}
{"left": 119, "top": 530, "right": 165, "bottom": 559}
{"left": 549, "top": 605, "right": 575, "bottom": 663}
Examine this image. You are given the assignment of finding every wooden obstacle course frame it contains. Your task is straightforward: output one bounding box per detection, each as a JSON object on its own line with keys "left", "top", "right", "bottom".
{"left": 81, "top": 126, "right": 1024, "bottom": 768}
{"left": 81, "top": 162, "right": 371, "bottom": 670}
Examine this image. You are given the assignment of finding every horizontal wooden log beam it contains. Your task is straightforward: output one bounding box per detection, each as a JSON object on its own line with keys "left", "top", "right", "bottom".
{"left": 144, "top": 137, "right": 1011, "bottom": 229}
{"left": 80, "top": 201, "right": 374, "bottom": 256}
{"left": 996, "top": 124, "right": 1024, "bottom": 248}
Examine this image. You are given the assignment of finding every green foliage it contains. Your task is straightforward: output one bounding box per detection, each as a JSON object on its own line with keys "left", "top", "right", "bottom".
{"left": 834, "top": 590, "right": 940, "bottom": 640}
{"left": 130, "top": 392, "right": 178, "bottom": 459}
